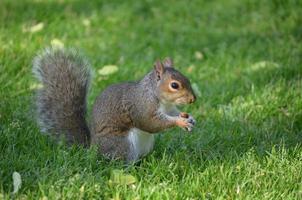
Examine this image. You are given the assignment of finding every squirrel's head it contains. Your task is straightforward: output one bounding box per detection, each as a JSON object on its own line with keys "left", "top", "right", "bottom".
{"left": 154, "top": 58, "right": 196, "bottom": 105}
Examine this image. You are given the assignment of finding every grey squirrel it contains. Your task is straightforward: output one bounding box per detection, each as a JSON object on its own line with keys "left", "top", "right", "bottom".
{"left": 33, "top": 48, "right": 196, "bottom": 162}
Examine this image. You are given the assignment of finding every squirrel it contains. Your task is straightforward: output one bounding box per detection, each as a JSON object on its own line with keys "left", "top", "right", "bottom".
{"left": 32, "top": 47, "right": 196, "bottom": 162}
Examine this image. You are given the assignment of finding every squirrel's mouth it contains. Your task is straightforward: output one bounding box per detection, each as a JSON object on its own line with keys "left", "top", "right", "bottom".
{"left": 174, "top": 98, "right": 193, "bottom": 105}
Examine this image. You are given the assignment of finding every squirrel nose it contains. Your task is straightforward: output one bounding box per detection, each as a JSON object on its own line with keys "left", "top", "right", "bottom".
{"left": 189, "top": 95, "right": 196, "bottom": 104}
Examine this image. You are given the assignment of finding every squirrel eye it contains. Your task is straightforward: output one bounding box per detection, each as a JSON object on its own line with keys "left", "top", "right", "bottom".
{"left": 170, "top": 82, "right": 179, "bottom": 90}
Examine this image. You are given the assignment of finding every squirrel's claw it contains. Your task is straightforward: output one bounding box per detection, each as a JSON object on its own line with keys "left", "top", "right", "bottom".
{"left": 177, "top": 113, "right": 196, "bottom": 132}
{"left": 187, "top": 116, "right": 196, "bottom": 126}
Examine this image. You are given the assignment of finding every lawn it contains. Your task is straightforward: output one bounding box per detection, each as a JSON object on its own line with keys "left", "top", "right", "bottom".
{"left": 0, "top": 0, "right": 302, "bottom": 199}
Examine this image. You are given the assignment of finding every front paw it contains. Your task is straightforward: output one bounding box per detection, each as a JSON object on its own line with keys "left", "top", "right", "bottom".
{"left": 180, "top": 112, "right": 196, "bottom": 125}
{"left": 176, "top": 113, "right": 196, "bottom": 132}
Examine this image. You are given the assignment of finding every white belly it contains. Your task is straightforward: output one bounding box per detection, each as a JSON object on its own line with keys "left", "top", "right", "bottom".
{"left": 128, "top": 128, "right": 155, "bottom": 160}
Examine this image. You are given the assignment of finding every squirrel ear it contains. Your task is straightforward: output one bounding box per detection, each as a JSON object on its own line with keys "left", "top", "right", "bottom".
{"left": 154, "top": 60, "right": 165, "bottom": 80}
{"left": 163, "top": 57, "right": 174, "bottom": 68}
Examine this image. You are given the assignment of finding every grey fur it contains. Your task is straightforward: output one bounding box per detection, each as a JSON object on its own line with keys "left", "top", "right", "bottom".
{"left": 33, "top": 48, "right": 196, "bottom": 162}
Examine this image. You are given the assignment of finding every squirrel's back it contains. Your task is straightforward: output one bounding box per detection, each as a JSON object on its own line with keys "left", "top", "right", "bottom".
{"left": 32, "top": 48, "right": 91, "bottom": 146}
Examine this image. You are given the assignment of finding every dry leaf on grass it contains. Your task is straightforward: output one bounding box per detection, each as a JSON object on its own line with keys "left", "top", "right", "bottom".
{"left": 82, "top": 19, "right": 91, "bottom": 27}
{"left": 12, "top": 172, "right": 22, "bottom": 194}
{"left": 194, "top": 51, "right": 204, "bottom": 60}
{"left": 248, "top": 61, "right": 280, "bottom": 72}
{"left": 109, "top": 170, "right": 136, "bottom": 185}
{"left": 23, "top": 22, "right": 44, "bottom": 33}
{"left": 51, "top": 38, "right": 64, "bottom": 48}
{"left": 98, "top": 65, "right": 119, "bottom": 76}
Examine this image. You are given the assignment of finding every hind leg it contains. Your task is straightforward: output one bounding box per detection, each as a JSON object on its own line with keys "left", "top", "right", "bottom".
{"left": 92, "top": 133, "right": 137, "bottom": 162}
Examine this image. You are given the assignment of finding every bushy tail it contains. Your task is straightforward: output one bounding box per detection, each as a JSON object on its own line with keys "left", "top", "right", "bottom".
{"left": 33, "top": 48, "right": 91, "bottom": 146}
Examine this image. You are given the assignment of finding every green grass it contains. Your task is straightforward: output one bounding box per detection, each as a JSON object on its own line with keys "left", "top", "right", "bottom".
{"left": 1, "top": 0, "right": 302, "bottom": 199}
